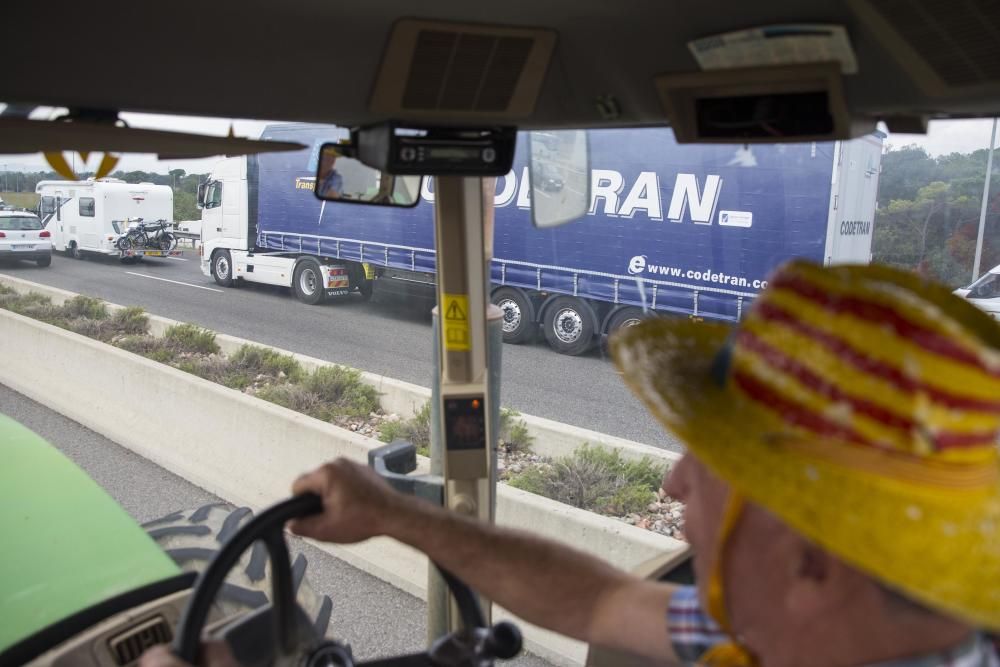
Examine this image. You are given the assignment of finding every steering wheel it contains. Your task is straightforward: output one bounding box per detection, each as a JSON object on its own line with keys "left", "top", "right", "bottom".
{"left": 171, "top": 493, "right": 522, "bottom": 667}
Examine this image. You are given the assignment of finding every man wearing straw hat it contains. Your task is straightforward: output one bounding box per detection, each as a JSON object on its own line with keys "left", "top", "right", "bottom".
{"left": 145, "top": 261, "right": 1000, "bottom": 667}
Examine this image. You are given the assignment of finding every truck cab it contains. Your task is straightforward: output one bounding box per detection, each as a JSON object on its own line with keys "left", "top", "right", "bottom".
{"left": 199, "top": 157, "right": 360, "bottom": 304}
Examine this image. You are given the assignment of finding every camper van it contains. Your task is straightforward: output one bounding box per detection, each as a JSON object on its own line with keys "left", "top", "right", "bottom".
{"left": 37, "top": 179, "right": 173, "bottom": 260}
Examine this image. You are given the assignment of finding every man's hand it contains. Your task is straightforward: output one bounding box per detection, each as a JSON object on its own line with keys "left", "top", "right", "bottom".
{"left": 289, "top": 458, "right": 401, "bottom": 544}
{"left": 139, "top": 642, "right": 239, "bottom": 667}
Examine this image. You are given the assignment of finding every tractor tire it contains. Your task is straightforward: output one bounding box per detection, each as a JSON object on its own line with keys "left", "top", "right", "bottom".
{"left": 143, "top": 503, "right": 333, "bottom": 639}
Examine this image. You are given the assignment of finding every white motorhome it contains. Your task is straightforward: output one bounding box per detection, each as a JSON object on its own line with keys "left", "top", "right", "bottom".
{"left": 37, "top": 179, "right": 173, "bottom": 259}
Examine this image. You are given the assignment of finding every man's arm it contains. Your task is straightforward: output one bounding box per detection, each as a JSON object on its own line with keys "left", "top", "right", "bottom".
{"left": 290, "top": 458, "right": 681, "bottom": 662}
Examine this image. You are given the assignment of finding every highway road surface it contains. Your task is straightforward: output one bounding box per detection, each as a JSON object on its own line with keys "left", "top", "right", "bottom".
{"left": 0, "top": 250, "right": 682, "bottom": 451}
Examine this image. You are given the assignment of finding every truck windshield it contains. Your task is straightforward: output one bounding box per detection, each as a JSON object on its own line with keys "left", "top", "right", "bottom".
{"left": 967, "top": 271, "right": 1000, "bottom": 298}
{"left": 0, "top": 216, "right": 41, "bottom": 230}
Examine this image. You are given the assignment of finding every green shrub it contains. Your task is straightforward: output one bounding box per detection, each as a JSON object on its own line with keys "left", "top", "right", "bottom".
{"left": 379, "top": 401, "right": 432, "bottom": 456}
{"left": 110, "top": 307, "right": 150, "bottom": 337}
{"left": 229, "top": 345, "right": 304, "bottom": 382}
{"left": 174, "top": 356, "right": 238, "bottom": 385}
{"left": 257, "top": 383, "right": 324, "bottom": 416}
{"left": 62, "top": 296, "right": 108, "bottom": 320}
{"left": 67, "top": 319, "right": 108, "bottom": 339}
{"left": 509, "top": 444, "right": 666, "bottom": 515}
{"left": 305, "top": 366, "right": 380, "bottom": 417}
{"left": 1, "top": 291, "right": 53, "bottom": 317}
{"left": 257, "top": 365, "right": 381, "bottom": 422}
{"left": 116, "top": 335, "right": 177, "bottom": 363}
{"left": 499, "top": 408, "right": 533, "bottom": 454}
{"left": 164, "top": 323, "right": 219, "bottom": 355}
{"left": 75, "top": 306, "right": 150, "bottom": 342}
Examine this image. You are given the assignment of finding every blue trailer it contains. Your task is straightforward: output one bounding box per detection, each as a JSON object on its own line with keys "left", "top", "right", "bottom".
{"left": 199, "top": 124, "right": 883, "bottom": 355}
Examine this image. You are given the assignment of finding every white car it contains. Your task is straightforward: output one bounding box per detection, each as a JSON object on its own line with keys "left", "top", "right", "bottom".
{"left": 0, "top": 209, "right": 52, "bottom": 267}
{"left": 954, "top": 265, "right": 1000, "bottom": 320}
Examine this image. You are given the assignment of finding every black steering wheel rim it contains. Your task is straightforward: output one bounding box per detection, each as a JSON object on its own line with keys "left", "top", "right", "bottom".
{"left": 171, "top": 493, "right": 519, "bottom": 666}
{"left": 171, "top": 494, "right": 323, "bottom": 663}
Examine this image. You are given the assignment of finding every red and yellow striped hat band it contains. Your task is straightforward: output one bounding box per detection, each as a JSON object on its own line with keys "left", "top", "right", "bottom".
{"left": 728, "top": 262, "right": 1000, "bottom": 486}
{"left": 610, "top": 260, "right": 1000, "bottom": 630}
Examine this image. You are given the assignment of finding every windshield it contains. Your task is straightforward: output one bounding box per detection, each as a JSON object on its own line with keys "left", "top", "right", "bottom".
{"left": 1, "top": 112, "right": 998, "bottom": 661}
{"left": 0, "top": 216, "right": 41, "bottom": 230}
{"left": 966, "top": 270, "right": 1000, "bottom": 298}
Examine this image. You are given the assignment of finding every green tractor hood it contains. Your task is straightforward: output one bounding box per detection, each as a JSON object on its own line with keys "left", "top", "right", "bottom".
{"left": 0, "top": 414, "right": 181, "bottom": 653}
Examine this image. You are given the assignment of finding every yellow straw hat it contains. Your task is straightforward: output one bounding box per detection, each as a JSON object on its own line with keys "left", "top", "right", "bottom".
{"left": 610, "top": 260, "right": 1000, "bottom": 631}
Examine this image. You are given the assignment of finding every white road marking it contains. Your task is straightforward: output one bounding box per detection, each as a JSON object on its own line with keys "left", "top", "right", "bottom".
{"left": 124, "top": 272, "right": 223, "bottom": 292}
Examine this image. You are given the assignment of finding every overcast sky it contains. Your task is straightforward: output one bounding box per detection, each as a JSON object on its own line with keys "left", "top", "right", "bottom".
{"left": 0, "top": 109, "right": 997, "bottom": 176}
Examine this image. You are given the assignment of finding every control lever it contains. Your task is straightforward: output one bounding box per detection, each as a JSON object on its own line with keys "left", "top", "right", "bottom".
{"left": 368, "top": 440, "right": 444, "bottom": 507}
{"left": 365, "top": 442, "right": 522, "bottom": 665}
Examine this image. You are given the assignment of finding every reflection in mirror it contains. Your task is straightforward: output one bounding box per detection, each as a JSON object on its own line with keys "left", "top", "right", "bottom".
{"left": 314, "top": 143, "right": 421, "bottom": 207}
{"left": 528, "top": 130, "right": 590, "bottom": 228}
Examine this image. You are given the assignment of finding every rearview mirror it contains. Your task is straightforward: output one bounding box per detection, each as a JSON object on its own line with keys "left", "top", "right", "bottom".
{"left": 314, "top": 143, "right": 421, "bottom": 207}
{"left": 528, "top": 130, "right": 590, "bottom": 229}
{"left": 196, "top": 182, "right": 207, "bottom": 209}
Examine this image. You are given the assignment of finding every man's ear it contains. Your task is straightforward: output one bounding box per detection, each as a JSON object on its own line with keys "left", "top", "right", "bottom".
{"left": 784, "top": 539, "right": 859, "bottom": 616}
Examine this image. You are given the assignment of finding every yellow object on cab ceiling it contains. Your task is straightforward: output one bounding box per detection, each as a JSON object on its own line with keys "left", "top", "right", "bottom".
{"left": 0, "top": 109, "right": 304, "bottom": 181}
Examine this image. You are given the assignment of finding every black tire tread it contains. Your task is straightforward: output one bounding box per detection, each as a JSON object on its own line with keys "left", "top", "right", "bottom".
{"left": 146, "top": 525, "right": 213, "bottom": 540}
{"left": 145, "top": 504, "right": 332, "bottom": 637}
{"left": 313, "top": 597, "right": 333, "bottom": 638}
{"left": 141, "top": 510, "right": 186, "bottom": 528}
{"left": 492, "top": 287, "right": 536, "bottom": 345}
{"left": 246, "top": 541, "right": 268, "bottom": 583}
{"left": 543, "top": 296, "right": 596, "bottom": 356}
{"left": 218, "top": 507, "right": 253, "bottom": 543}
{"left": 191, "top": 503, "right": 229, "bottom": 523}
{"left": 293, "top": 259, "right": 326, "bottom": 305}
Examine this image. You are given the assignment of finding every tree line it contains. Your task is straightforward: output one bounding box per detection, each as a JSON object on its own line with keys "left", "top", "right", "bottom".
{"left": 1, "top": 168, "right": 208, "bottom": 221}
{"left": 872, "top": 144, "right": 1000, "bottom": 288}
{"left": 3, "top": 146, "right": 997, "bottom": 288}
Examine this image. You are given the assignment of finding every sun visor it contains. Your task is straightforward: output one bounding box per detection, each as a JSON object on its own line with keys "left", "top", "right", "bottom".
{"left": 0, "top": 118, "right": 304, "bottom": 158}
{"left": 654, "top": 62, "right": 858, "bottom": 143}
{"left": 849, "top": 0, "right": 1000, "bottom": 97}
{"left": 369, "top": 19, "right": 556, "bottom": 120}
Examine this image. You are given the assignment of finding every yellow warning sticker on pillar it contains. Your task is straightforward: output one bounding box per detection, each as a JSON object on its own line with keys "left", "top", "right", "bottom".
{"left": 443, "top": 293, "right": 470, "bottom": 351}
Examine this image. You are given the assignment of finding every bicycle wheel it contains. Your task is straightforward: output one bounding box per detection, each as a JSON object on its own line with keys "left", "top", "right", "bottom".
{"left": 158, "top": 233, "right": 178, "bottom": 252}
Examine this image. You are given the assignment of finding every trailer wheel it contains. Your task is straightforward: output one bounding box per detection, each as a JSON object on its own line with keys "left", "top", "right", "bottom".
{"left": 492, "top": 287, "right": 536, "bottom": 344}
{"left": 212, "top": 250, "right": 235, "bottom": 287}
{"left": 543, "top": 296, "right": 596, "bottom": 356}
{"left": 293, "top": 258, "right": 326, "bottom": 305}
{"left": 357, "top": 279, "right": 374, "bottom": 302}
{"left": 606, "top": 307, "right": 648, "bottom": 336}
{"left": 144, "top": 504, "right": 333, "bottom": 638}
{"left": 69, "top": 242, "right": 84, "bottom": 260}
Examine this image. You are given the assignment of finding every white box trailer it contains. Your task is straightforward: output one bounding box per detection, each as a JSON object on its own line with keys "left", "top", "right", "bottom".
{"left": 37, "top": 179, "right": 173, "bottom": 259}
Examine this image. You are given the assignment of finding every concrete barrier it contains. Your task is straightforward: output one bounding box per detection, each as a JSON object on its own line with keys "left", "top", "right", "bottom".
{"left": 0, "top": 272, "right": 680, "bottom": 467}
{"left": 0, "top": 304, "right": 685, "bottom": 666}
